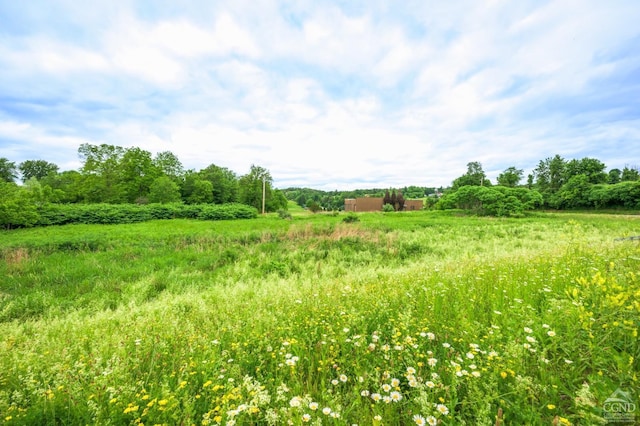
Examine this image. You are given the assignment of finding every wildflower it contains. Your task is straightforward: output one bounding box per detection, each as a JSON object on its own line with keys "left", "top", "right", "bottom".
{"left": 322, "top": 407, "right": 332, "bottom": 415}
{"left": 547, "top": 404, "right": 556, "bottom": 410}
{"left": 500, "top": 372, "right": 508, "bottom": 379}
{"left": 426, "top": 416, "right": 437, "bottom": 426}
{"left": 391, "top": 378, "right": 400, "bottom": 387}
{"left": 158, "top": 399, "right": 168, "bottom": 406}
{"left": 309, "top": 402, "right": 319, "bottom": 410}
{"left": 426, "top": 332, "right": 436, "bottom": 340}
{"left": 340, "top": 374, "right": 348, "bottom": 382}
{"left": 406, "top": 367, "right": 416, "bottom": 375}
{"left": 226, "top": 420, "right": 236, "bottom": 426}
{"left": 542, "top": 324, "right": 550, "bottom": 329}
{"left": 302, "top": 414, "right": 311, "bottom": 422}
{"left": 408, "top": 378, "right": 419, "bottom": 387}
{"left": 390, "top": 391, "right": 402, "bottom": 402}
{"left": 524, "top": 327, "right": 533, "bottom": 333}
{"left": 371, "top": 393, "right": 382, "bottom": 402}
{"left": 289, "top": 397, "right": 302, "bottom": 408}
{"left": 413, "top": 414, "right": 426, "bottom": 425}
{"left": 382, "top": 383, "right": 392, "bottom": 392}
{"left": 374, "top": 415, "right": 382, "bottom": 421}
{"left": 426, "top": 381, "right": 435, "bottom": 388}
{"left": 471, "top": 371, "right": 481, "bottom": 377}
{"left": 442, "top": 343, "right": 451, "bottom": 348}
{"left": 466, "top": 352, "right": 474, "bottom": 359}
{"left": 564, "top": 359, "right": 573, "bottom": 364}
{"left": 436, "top": 404, "right": 449, "bottom": 415}
{"left": 331, "top": 379, "right": 339, "bottom": 386}
{"left": 361, "top": 390, "right": 370, "bottom": 397}
{"left": 383, "top": 395, "right": 392, "bottom": 403}
{"left": 547, "top": 330, "right": 556, "bottom": 337}
{"left": 428, "top": 358, "right": 438, "bottom": 367}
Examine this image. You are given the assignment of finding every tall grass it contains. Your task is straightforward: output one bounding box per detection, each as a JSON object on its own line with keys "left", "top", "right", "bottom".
{"left": 1, "top": 211, "right": 638, "bottom": 424}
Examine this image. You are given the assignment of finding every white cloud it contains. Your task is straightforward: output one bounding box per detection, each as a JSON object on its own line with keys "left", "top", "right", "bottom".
{"left": 1, "top": 0, "right": 639, "bottom": 190}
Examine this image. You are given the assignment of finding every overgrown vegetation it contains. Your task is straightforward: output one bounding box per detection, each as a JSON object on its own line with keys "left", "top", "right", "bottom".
{"left": 1, "top": 211, "right": 638, "bottom": 424}
{"left": 0, "top": 201, "right": 257, "bottom": 229}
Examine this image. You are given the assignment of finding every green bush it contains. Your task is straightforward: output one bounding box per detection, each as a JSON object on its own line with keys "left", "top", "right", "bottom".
{"left": 342, "top": 212, "right": 360, "bottom": 223}
{"left": 30, "top": 203, "right": 257, "bottom": 227}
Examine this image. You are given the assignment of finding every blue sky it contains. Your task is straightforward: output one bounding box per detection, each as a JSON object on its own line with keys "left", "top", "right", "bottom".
{"left": 1, "top": 1, "right": 639, "bottom": 190}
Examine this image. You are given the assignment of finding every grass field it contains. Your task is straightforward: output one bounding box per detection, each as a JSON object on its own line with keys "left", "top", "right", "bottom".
{"left": 1, "top": 210, "right": 639, "bottom": 425}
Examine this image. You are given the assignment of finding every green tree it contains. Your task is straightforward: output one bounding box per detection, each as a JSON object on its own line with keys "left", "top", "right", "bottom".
{"left": 0, "top": 158, "right": 18, "bottom": 182}
{"left": 621, "top": 166, "right": 639, "bottom": 181}
{"left": 557, "top": 174, "right": 592, "bottom": 208}
{"left": 78, "top": 143, "right": 125, "bottom": 203}
{"left": 117, "top": 147, "right": 159, "bottom": 203}
{"left": 497, "top": 167, "right": 523, "bottom": 187}
{"left": 149, "top": 176, "right": 182, "bottom": 204}
{"left": 238, "top": 165, "right": 273, "bottom": 212}
{"left": 565, "top": 158, "right": 607, "bottom": 184}
{"left": 188, "top": 180, "right": 214, "bottom": 204}
{"left": 199, "top": 164, "right": 238, "bottom": 204}
{"left": 18, "top": 160, "right": 59, "bottom": 182}
{"left": 0, "top": 181, "right": 39, "bottom": 229}
{"left": 452, "top": 161, "right": 489, "bottom": 189}
{"left": 41, "top": 170, "right": 84, "bottom": 203}
{"left": 153, "top": 151, "right": 184, "bottom": 183}
{"left": 608, "top": 168, "right": 622, "bottom": 184}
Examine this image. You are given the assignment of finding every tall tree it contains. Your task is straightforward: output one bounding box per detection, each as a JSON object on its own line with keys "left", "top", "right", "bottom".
{"left": 238, "top": 165, "right": 272, "bottom": 211}
{"left": 608, "top": 168, "right": 622, "bottom": 184}
{"left": 149, "top": 176, "right": 182, "bottom": 204}
{"left": 199, "top": 164, "right": 239, "bottom": 204}
{"left": 18, "top": 160, "right": 59, "bottom": 182}
{"left": 452, "top": 161, "right": 489, "bottom": 189}
{"left": 153, "top": 151, "right": 184, "bottom": 182}
{"left": 117, "top": 147, "right": 158, "bottom": 203}
{"left": 621, "top": 166, "right": 640, "bottom": 181}
{"left": 497, "top": 167, "right": 523, "bottom": 187}
{"left": 396, "top": 190, "right": 405, "bottom": 211}
{"left": 0, "top": 158, "right": 17, "bottom": 182}
{"left": 78, "top": 143, "right": 125, "bottom": 203}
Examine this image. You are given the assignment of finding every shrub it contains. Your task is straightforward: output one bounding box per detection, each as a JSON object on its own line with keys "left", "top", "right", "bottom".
{"left": 342, "top": 212, "right": 360, "bottom": 223}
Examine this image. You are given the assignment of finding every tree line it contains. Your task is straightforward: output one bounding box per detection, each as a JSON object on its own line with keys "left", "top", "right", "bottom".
{"left": 1, "top": 143, "right": 288, "bottom": 207}
{"left": 282, "top": 185, "right": 441, "bottom": 211}
{"left": 0, "top": 144, "right": 289, "bottom": 228}
{"left": 440, "top": 157, "right": 640, "bottom": 216}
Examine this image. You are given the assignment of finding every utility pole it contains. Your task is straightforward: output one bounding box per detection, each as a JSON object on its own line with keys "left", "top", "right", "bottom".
{"left": 262, "top": 177, "right": 266, "bottom": 215}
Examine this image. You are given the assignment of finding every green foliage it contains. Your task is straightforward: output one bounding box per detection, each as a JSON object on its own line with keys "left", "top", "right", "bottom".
{"left": 32, "top": 203, "right": 256, "bottom": 226}
{"left": 149, "top": 176, "right": 182, "bottom": 204}
{"left": 382, "top": 203, "right": 395, "bottom": 212}
{"left": 438, "top": 185, "right": 542, "bottom": 216}
{"left": 452, "top": 161, "right": 490, "bottom": 189}
{"left": 342, "top": 212, "right": 360, "bottom": 223}
{"left": 0, "top": 157, "right": 18, "bottom": 182}
{"left": 277, "top": 209, "right": 292, "bottom": 219}
{"left": 18, "top": 159, "right": 59, "bottom": 182}
{"left": 497, "top": 166, "right": 523, "bottom": 187}
{"left": 307, "top": 201, "right": 321, "bottom": 213}
{"left": 0, "top": 182, "right": 40, "bottom": 229}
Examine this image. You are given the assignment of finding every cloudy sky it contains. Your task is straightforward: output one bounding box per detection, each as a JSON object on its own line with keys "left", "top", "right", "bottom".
{"left": 1, "top": 1, "right": 639, "bottom": 189}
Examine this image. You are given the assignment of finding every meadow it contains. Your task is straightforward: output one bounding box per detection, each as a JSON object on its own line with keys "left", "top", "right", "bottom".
{"left": 1, "top": 209, "right": 639, "bottom": 425}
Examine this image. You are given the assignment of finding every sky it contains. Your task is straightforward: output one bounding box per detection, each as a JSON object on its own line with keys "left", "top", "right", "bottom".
{"left": 1, "top": 1, "right": 639, "bottom": 190}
